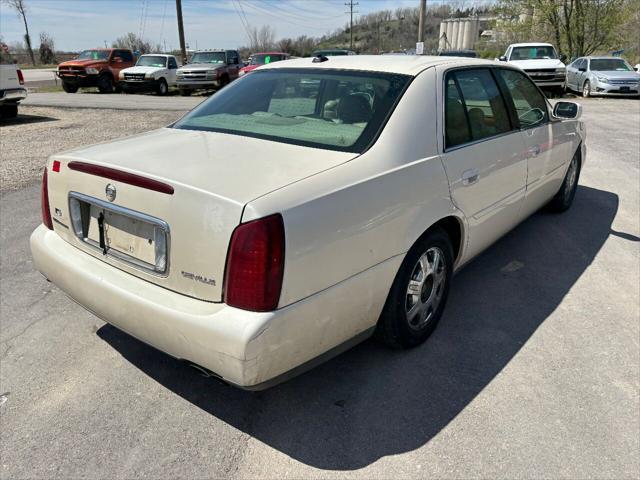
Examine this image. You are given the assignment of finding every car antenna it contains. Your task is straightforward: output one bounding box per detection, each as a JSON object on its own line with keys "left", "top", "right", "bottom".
{"left": 312, "top": 54, "right": 329, "bottom": 63}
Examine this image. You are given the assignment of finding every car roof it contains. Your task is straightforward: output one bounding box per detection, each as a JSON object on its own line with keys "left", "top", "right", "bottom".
{"left": 140, "top": 54, "right": 174, "bottom": 57}
{"left": 259, "top": 54, "right": 497, "bottom": 76}
{"left": 251, "top": 52, "right": 287, "bottom": 55}
{"left": 584, "top": 56, "right": 627, "bottom": 60}
{"left": 510, "top": 43, "right": 554, "bottom": 48}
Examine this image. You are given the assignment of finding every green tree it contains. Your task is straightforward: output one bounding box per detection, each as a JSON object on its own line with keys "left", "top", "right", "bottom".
{"left": 497, "top": 0, "right": 628, "bottom": 59}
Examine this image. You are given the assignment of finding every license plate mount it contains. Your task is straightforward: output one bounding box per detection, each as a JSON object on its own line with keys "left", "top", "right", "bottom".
{"left": 68, "top": 192, "right": 169, "bottom": 275}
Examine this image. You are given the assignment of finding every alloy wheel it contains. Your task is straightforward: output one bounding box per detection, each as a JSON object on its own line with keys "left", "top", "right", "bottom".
{"left": 405, "top": 247, "right": 446, "bottom": 330}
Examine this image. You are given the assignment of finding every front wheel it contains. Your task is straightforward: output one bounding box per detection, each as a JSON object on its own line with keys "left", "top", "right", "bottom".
{"left": 582, "top": 80, "right": 591, "bottom": 98}
{"left": 376, "top": 227, "right": 454, "bottom": 349}
{"left": 97, "top": 74, "right": 114, "bottom": 94}
{"left": 156, "top": 78, "right": 168, "bottom": 96}
{"left": 548, "top": 150, "right": 580, "bottom": 212}
{"left": 62, "top": 81, "right": 78, "bottom": 93}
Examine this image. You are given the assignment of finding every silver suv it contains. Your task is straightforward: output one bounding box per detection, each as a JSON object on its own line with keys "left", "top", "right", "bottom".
{"left": 176, "top": 49, "right": 241, "bottom": 96}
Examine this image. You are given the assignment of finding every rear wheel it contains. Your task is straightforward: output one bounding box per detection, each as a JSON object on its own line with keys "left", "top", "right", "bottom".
{"left": 548, "top": 150, "right": 581, "bottom": 212}
{"left": 62, "top": 81, "right": 78, "bottom": 93}
{"left": 582, "top": 80, "right": 591, "bottom": 98}
{"left": 97, "top": 74, "right": 114, "bottom": 94}
{"left": 156, "top": 78, "right": 168, "bottom": 96}
{"left": 376, "top": 227, "right": 454, "bottom": 349}
{"left": 0, "top": 104, "right": 18, "bottom": 119}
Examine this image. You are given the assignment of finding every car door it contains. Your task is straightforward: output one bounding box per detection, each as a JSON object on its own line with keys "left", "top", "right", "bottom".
{"left": 226, "top": 50, "right": 241, "bottom": 80}
{"left": 566, "top": 58, "right": 580, "bottom": 90}
{"left": 495, "top": 67, "right": 571, "bottom": 215}
{"left": 439, "top": 67, "right": 528, "bottom": 261}
{"left": 167, "top": 57, "right": 178, "bottom": 85}
{"left": 576, "top": 58, "right": 589, "bottom": 90}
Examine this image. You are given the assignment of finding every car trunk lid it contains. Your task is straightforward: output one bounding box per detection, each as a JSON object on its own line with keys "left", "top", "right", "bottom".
{"left": 46, "top": 128, "right": 355, "bottom": 302}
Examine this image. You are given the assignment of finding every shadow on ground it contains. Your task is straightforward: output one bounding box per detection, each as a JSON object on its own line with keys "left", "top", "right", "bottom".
{"left": 99, "top": 185, "right": 620, "bottom": 470}
{"left": 0, "top": 113, "right": 58, "bottom": 126}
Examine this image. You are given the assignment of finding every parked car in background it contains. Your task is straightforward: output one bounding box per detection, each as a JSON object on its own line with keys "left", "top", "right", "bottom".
{"left": 312, "top": 49, "right": 356, "bottom": 57}
{"left": 176, "top": 49, "right": 241, "bottom": 96}
{"left": 57, "top": 48, "right": 136, "bottom": 93}
{"left": 499, "top": 43, "right": 566, "bottom": 96}
{"left": 566, "top": 56, "right": 640, "bottom": 97}
{"left": 438, "top": 50, "right": 477, "bottom": 58}
{"left": 119, "top": 54, "right": 179, "bottom": 95}
{"left": 0, "top": 57, "right": 26, "bottom": 119}
{"left": 32, "top": 56, "right": 585, "bottom": 389}
{"left": 239, "top": 52, "right": 290, "bottom": 76}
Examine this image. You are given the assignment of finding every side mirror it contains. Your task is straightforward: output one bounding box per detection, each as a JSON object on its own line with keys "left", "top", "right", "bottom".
{"left": 553, "top": 101, "right": 581, "bottom": 120}
{"left": 634, "top": 66, "right": 639, "bottom": 72}
{"left": 498, "top": 55, "right": 507, "bottom": 62}
{"left": 579, "top": 67, "right": 587, "bottom": 72}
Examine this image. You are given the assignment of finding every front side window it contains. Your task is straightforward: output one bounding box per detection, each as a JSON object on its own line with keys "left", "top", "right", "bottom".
{"left": 510, "top": 46, "right": 558, "bottom": 61}
{"left": 445, "top": 69, "right": 511, "bottom": 149}
{"left": 168, "top": 57, "right": 178, "bottom": 69}
{"left": 190, "top": 52, "right": 226, "bottom": 64}
{"left": 173, "top": 69, "right": 411, "bottom": 152}
{"left": 589, "top": 58, "right": 632, "bottom": 72}
{"left": 136, "top": 55, "right": 167, "bottom": 67}
{"left": 496, "top": 69, "right": 549, "bottom": 128}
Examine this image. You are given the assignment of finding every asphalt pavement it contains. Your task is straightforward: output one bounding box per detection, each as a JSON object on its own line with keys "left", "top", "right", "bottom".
{"left": 0, "top": 98, "right": 638, "bottom": 479}
{"left": 23, "top": 92, "right": 205, "bottom": 111}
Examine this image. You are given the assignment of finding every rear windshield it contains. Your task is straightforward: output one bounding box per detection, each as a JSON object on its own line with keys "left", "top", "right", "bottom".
{"left": 590, "top": 59, "right": 632, "bottom": 71}
{"left": 173, "top": 69, "right": 411, "bottom": 152}
{"left": 136, "top": 55, "right": 167, "bottom": 67}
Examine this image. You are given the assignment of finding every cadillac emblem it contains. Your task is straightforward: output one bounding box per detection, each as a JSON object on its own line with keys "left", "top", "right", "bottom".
{"left": 105, "top": 183, "right": 117, "bottom": 202}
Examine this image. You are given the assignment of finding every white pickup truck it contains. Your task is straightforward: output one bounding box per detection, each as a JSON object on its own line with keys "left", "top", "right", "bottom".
{"left": 498, "top": 42, "right": 567, "bottom": 96}
{"left": 0, "top": 62, "right": 27, "bottom": 119}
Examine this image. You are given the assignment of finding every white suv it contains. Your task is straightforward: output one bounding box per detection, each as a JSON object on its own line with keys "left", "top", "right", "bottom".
{"left": 119, "top": 54, "right": 178, "bottom": 95}
{"left": 0, "top": 59, "right": 27, "bottom": 118}
{"left": 499, "top": 43, "right": 567, "bottom": 95}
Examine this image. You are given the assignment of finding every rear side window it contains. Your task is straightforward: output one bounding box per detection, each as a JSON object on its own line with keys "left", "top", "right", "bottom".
{"left": 496, "top": 69, "right": 549, "bottom": 128}
{"left": 445, "top": 69, "right": 511, "bottom": 149}
{"left": 117, "top": 50, "right": 133, "bottom": 62}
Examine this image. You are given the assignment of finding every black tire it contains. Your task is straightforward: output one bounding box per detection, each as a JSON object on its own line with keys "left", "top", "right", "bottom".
{"left": 547, "top": 149, "right": 581, "bottom": 212}
{"left": 97, "top": 74, "right": 114, "bottom": 94}
{"left": 0, "top": 104, "right": 18, "bottom": 119}
{"left": 179, "top": 88, "right": 191, "bottom": 96}
{"left": 156, "top": 78, "right": 168, "bottom": 96}
{"left": 376, "top": 227, "right": 454, "bottom": 349}
{"left": 582, "top": 80, "right": 590, "bottom": 98}
{"left": 62, "top": 81, "right": 78, "bottom": 93}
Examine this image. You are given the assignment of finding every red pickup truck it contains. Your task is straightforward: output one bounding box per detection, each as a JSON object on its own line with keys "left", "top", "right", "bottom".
{"left": 57, "top": 48, "right": 135, "bottom": 93}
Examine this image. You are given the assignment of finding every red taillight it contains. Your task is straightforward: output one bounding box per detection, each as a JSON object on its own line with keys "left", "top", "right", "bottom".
{"left": 224, "top": 214, "right": 285, "bottom": 312}
{"left": 41, "top": 168, "right": 53, "bottom": 230}
{"left": 17, "top": 69, "right": 24, "bottom": 85}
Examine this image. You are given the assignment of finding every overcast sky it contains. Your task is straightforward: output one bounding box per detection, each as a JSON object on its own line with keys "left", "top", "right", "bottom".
{"left": 0, "top": 0, "right": 439, "bottom": 51}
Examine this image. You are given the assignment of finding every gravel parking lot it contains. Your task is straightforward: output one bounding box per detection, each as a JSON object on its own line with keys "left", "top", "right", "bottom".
{"left": 0, "top": 98, "right": 638, "bottom": 479}
{"left": 1, "top": 106, "right": 182, "bottom": 191}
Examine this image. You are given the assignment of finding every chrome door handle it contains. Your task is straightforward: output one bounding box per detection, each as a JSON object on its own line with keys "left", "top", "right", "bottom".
{"left": 461, "top": 169, "right": 479, "bottom": 186}
{"left": 528, "top": 145, "right": 541, "bottom": 157}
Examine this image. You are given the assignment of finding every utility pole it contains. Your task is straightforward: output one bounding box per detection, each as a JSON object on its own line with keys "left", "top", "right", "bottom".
{"left": 176, "top": 0, "right": 187, "bottom": 65}
{"left": 418, "top": 0, "right": 426, "bottom": 44}
{"left": 344, "top": 1, "right": 359, "bottom": 51}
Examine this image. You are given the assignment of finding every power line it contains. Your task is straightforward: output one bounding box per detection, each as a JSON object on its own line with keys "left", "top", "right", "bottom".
{"left": 344, "top": 0, "right": 359, "bottom": 50}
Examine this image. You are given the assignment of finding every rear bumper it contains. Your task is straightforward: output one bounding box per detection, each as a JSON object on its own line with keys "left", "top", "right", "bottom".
{"left": 30, "top": 225, "right": 395, "bottom": 388}
{"left": 0, "top": 88, "right": 27, "bottom": 104}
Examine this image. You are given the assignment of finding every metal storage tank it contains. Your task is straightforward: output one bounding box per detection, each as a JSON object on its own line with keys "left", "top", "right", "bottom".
{"left": 451, "top": 21, "right": 460, "bottom": 51}
{"left": 439, "top": 21, "right": 447, "bottom": 51}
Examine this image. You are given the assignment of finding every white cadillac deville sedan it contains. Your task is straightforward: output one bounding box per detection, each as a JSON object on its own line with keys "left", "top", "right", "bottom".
{"left": 31, "top": 56, "right": 585, "bottom": 389}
